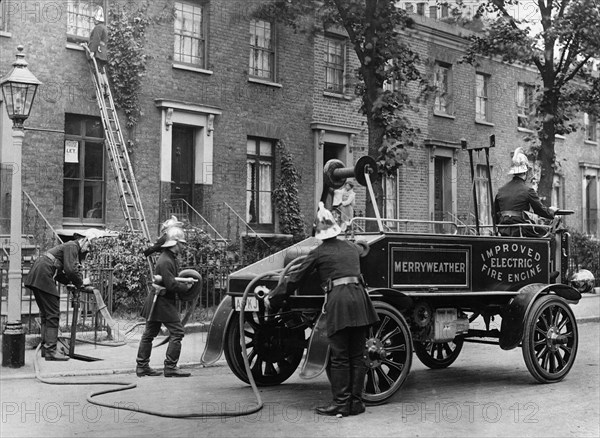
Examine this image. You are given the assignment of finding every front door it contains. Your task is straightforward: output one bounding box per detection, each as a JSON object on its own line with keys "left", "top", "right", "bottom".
{"left": 171, "top": 125, "right": 195, "bottom": 205}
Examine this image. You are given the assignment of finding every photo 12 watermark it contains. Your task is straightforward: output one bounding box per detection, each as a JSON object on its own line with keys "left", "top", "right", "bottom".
{"left": 400, "top": 401, "right": 540, "bottom": 424}
{"left": 1, "top": 401, "right": 141, "bottom": 425}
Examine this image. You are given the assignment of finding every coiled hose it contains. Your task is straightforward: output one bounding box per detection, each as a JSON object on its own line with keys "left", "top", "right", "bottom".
{"left": 34, "top": 264, "right": 305, "bottom": 419}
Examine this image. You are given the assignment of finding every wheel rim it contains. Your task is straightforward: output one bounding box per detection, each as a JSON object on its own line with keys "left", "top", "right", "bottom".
{"left": 225, "top": 312, "right": 305, "bottom": 386}
{"left": 524, "top": 297, "right": 578, "bottom": 382}
{"left": 414, "top": 338, "right": 463, "bottom": 369}
{"left": 363, "top": 303, "right": 412, "bottom": 404}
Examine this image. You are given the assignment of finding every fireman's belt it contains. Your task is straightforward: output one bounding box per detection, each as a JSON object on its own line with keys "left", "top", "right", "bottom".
{"left": 499, "top": 210, "right": 523, "bottom": 218}
{"left": 331, "top": 276, "right": 360, "bottom": 287}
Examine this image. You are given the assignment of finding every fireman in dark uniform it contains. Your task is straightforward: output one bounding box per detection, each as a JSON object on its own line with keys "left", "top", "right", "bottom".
{"left": 266, "top": 202, "right": 378, "bottom": 416}
{"left": 87, "top": 6, "right": 109, "bottom": 95}
{"left": 25, "top": 231, "right": 93, "bottom": 361}
{"left": 135, "top": 227, "right": 193, "bottom": 377}
{"left": 494, "top": 147, "right": 557, "bottom": 237}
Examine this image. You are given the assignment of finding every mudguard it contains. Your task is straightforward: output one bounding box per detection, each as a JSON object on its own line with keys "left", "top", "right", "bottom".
{"left": 298, "top": 288, "right": 412, "bottom": 379}
{"left": 299, "top": 312, "right": 330, "bottom": 379}
{"left": 367, "top": 288, "right": 413, "bottom": 310}
{"left": 499, "top": 283, "right": 581, "bottom": 350}
{"left": 200, "top": 295, "right": 233, "bottom": 365}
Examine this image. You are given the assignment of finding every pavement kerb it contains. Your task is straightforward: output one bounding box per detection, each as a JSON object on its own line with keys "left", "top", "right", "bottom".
{"left": 2, "top": 361, "right": 223, "bottom": 381}
{"left": 577, "top": 316, "right": 600, "bottom": 323}
{"left": 1, "top": 321, "right": 217, "bottom": 381}
{"left": 2, "top": 294, "right": 597, "bottom": 381}
{"left": 19, "top": 320, "right": 211, "bottom": 345}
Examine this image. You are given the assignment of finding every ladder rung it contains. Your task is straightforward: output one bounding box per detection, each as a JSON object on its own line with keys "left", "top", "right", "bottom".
{"left": 89, "top": 63, "right": 149, "bottom": 242}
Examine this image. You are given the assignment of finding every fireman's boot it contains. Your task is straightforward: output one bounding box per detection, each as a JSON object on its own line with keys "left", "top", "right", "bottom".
{"left": 316, "top": 368, "right": 350, "bottom": 416}
{"left": 101, "top": 73, "right": 109, "bottom": 98}
{"left": 44, "top": 327, "right": 70, "bottom": 361}
{"left": 136, "top": 338, "right": 162, "bottom": 377}
{"left": 349, "top": 364, "right": 367, "bottom": 415}
{"left": 164, "top": 335, "right": 190, "bottom": 377}
{"left": 39, "top": 322, "right": 46, "bottom": 358}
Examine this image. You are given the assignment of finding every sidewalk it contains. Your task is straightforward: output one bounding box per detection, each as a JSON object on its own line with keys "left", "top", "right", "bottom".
{"left": 0, "top": 322, "right": 216, "bottom": 381}
{"left": 1, "top": 294, "right": 598, "bottom": 381}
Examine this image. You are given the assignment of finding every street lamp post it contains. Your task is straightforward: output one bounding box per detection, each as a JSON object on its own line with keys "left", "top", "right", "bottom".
{"left": 1, "top": 45, "right": 41, "bottom": 368}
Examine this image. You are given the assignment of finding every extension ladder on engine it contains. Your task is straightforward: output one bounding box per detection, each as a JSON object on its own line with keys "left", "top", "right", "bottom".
{"left": 82, "top": 45, "right": 151, "bottom": 244}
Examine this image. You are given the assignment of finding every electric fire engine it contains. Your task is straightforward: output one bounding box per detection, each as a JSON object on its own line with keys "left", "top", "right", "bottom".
{"left": 201, "top": 140, "right": 581, "bottom": 404}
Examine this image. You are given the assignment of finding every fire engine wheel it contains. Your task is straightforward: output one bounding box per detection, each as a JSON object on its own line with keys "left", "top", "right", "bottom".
{"left": 522, "top": 295, "right": 579, "bottom": 383}
{"left": 413, "top": 337, "right": 464, "bottom": 369}
{"left": 363, "top": 301, "right": 413, "bottom": 405}
{"left": 224, "top": 312, "right": 305, "bottom": 386}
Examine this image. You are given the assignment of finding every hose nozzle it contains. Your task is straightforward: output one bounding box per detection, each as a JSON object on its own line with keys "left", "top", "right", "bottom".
{"left": 254, "top": 285, "right": 270, "bottom": 300}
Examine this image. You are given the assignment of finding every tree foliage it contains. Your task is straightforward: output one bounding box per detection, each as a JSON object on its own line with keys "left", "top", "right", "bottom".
{"left": 253, "top": 0, "right": 424, "bottom": 219}
{"left": 107, "top": 1, "right": 174, "bottom": 127}
{"left": 462, "top": 0, "right": 600, "bottom": 202}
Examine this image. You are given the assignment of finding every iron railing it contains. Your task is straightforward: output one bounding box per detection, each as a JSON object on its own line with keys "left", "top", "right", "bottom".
{"left": 162, "top": 199, "right": 277, "bottom": 265}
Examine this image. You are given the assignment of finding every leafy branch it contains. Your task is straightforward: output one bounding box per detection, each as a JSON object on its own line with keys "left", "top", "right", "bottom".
{"left": 107, "top": 1, "right": 174, "bottom": 128}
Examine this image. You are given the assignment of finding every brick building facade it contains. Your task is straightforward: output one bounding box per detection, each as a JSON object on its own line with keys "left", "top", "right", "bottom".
{"left": 400, "top": 14, "right": 599, "bottom": 237}
{"left": 0, "top": 1, "right": 598, "bottom": 242}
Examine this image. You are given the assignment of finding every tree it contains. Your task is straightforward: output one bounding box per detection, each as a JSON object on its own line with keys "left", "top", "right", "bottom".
{"left": 253, "top": 0, "right": 423, "bottom": 221}
{"left": 462, "top": 0, "right": 600, "bottom": 203}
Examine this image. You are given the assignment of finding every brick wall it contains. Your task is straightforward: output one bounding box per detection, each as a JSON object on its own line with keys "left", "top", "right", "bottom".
{"left": 0, "top": 1, "right": 597, "bottom": 239}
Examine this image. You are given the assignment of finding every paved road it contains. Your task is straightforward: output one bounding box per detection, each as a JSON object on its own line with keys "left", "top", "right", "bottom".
{"left": 1, "top": 321, "right": 598, "bottom": 438}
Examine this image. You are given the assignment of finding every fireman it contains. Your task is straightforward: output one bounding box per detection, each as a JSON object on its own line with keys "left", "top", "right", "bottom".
{"left": 495, "top": 147, "right": 557, "bottom": 237}
{"left": 265, "top": 202, "right": 378, "bottom": 416}
{"left": 87, "top": 6, "right": 109, "bottom": 95}
{"left": 135, "top": 227, "right": 193, "bottom": 377}
{"left": 25, "top": 231, "right": 94, "bottom": 361}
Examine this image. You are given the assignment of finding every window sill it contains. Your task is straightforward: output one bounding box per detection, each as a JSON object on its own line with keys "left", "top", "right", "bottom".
{"left": 584, "top": 140, "right": 598, "bottom": 146}
{"left": 248, "top": 77, "right": 282, "bottom": 88}
{"left": 172, "top": 62, "right": 213, "bottom": 75}
{"left": 475, "top": 119, "right": 494, "bottom": 127}
{"left": 323, "top": 91, "right": 351, "bottom": 100}
{"left": 433, "top": 111, "right": 455, "bottom": 120}
{"left": 242, "top": 232, "right": 293, "bottom": 239}
{"left": 517, "top": 127, "right": 535, "bottom": 134}
{"left": 0, "top": 31, "right": 11, "bottom": 38}
{"left": 66, "top": 42, "right": 85, "bottom": 51}
{"left": 57, "top": 226, "right": 105, "bottom": 238}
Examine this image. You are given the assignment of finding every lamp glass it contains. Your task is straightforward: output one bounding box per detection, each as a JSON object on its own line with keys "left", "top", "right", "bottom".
{"left": 1, "top": 81, "right": 38, "bottom": 120}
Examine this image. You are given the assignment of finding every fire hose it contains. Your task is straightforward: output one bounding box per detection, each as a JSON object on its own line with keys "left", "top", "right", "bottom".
{"left": 33, "top": 263, "right": 305, "bottom": 418}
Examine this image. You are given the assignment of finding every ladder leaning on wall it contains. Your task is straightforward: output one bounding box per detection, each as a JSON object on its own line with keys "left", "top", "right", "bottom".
{"left": 82, "top": 45, "right": 152, "bottom": 245}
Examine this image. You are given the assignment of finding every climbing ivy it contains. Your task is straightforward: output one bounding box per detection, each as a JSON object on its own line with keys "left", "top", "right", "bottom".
{"left": 107, "top": 1, "right": 174, "bottom": 127}
{"left": 273, "top": 140, "right": 307, "bottom": 241}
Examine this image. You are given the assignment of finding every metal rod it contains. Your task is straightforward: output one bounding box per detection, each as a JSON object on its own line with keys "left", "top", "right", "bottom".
{"left": 332, "top": 167, "right": 355, "bottom": 179}
{"left": 364, "top": 173, "right": 384, "bottom": 232}
{"left": 69, "top": 291, "right": 79, "bottom": 357}
{"left": 462, "top": 339, "right": 500, "bottom": 345}
{"left": 468, "top": 149, "right": 480, "bottom": 235}
{"left": 23, "top": 127, "right": 65, "bottom": 134}
{"left": 484, "top": 146, "right": 497, "bottom": 236}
